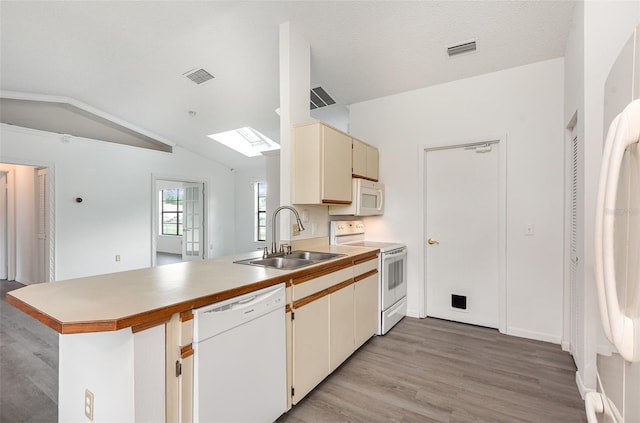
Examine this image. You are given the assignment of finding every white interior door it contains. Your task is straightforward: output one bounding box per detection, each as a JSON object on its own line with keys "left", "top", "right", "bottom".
{"left": 182, "top": 183, "right": 203, "bottom": 261}
{"left": 36, "top": 168, "right": 49, "bottom": 283}
{"left": 0, "top": 172, "right": 7, "bottom": 280}
{"left": 425, "top": 143, "right": 500, "bottom": 328}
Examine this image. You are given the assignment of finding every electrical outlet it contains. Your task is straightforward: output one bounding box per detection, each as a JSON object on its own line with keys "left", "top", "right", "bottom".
{"left": 84, "top": 389, "right": 94, "bottom": 421}
{"left": 115, "top": 255, "right": 121, "bottom": 262}
{"left": 292, "top": 224, "right": 300, "bottom": 236}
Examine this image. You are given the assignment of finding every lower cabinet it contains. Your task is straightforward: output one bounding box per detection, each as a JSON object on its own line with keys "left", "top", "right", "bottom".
{"left": 330, "top": 283, "right": 355, "bottom": 371}
{"left": 292, "top": 296, "right": 330, "bottom": 404}
{"left": 354, "top": 273, "right": 378, "bottom": 348}
{"left": 291, "top": 256, "right": 379, "bottom": 405}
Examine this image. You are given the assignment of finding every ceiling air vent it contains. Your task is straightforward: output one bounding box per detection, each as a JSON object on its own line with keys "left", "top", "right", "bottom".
{"left": 184, "top": 68, "right": 215, "bottom": 85}
{"left": 310, "top": 86, "right": 336, "bottom": 110}
{"left": 447, "top": 40, "right": 477, "bottom": 57}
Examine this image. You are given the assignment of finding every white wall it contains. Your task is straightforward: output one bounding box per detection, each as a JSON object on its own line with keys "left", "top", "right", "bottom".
{"left": 350, "top": 58, "right": 565, "bottom": 343}
{"left": 0, "top": 124, "right": 235, "bottom": 281}
{"left": 233, "top": 168, "right": 267, "bottom": 254}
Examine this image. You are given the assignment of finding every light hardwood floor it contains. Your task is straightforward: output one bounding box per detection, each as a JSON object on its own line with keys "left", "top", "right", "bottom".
{"left": 278, "top": 317, "right": 587, "bottom": 423}
{"left": 1, "top": 280, "right": 586, "bottom": 422}
{"left": 1, "top": 280, "right": 58, "bottom": 423}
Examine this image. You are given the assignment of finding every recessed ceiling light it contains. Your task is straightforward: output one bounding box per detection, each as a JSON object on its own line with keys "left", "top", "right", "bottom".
{"left": 208, "top": 127, "right": 279, "bottom": 157}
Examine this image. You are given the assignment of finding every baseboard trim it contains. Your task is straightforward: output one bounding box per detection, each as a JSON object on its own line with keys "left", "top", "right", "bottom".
{"left": 406, "top": 308, "right": 421, "bottom": 318}
{"left": 575, "top": 370, "right": 593, "bottom": 400}
{"left": 506, "top": 326, "right": 561, "bottom": 344}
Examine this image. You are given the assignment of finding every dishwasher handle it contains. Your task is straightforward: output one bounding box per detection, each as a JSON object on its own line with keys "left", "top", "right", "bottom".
{"left": 202, "top": 285, "right": 283, "bottom": 315}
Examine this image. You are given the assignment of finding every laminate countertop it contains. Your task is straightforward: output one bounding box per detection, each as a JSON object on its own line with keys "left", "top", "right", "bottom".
{"left": 6, "top": 245, "right": 379, "bottom": 335}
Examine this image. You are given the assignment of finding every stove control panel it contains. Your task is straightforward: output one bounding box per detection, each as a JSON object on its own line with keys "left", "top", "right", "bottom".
{"left": 331, "top": 220, "right": 365, "bottom": 237}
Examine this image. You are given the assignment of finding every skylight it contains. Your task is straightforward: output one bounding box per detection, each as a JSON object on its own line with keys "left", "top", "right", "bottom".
{"left": 208, "top": 127, "right": 280, "bottom": 157}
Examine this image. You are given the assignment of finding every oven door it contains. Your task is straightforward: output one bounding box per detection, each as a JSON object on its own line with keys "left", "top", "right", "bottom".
{"left": 381, "top": 247, "right": 407, "bottom": 310}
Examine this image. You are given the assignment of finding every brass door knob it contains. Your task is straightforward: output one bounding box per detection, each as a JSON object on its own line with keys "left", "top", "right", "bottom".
{"left": 427, "top": 238, "right": 440, "bottom": 245}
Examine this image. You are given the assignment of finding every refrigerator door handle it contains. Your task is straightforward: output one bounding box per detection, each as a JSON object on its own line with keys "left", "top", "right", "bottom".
{"left": 585, "top": 392, "right": 604, "bottom": 423}
{"left": 602, "top": 100, "right": 640, "bottom": 363}
{"left": 595, "top": 115, "right": 621, "bottom": 345}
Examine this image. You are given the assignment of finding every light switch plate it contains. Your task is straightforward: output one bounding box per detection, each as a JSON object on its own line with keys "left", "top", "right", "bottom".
{"left": 524, "top": 224, "right": 535, "bottom": 236}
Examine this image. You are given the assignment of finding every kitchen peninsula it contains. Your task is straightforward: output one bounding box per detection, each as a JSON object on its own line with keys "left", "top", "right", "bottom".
{"left": 6, "top": 244, "right": 379, "bottom": 422}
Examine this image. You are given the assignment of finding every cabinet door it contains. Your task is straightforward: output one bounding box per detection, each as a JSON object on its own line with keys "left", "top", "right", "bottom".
{"left": 292, "top": 296, "right": 330, "bottom": 404}
{"left": 352, "top": 138, "right": 368, "bottom": 178}
{"left": 367, "top": 145, "right": 379, "bottom": 181}
{"left": 329, "top": 284, "right": 355, "bottom": 371}
{"left": 354, "top": 274, "right": 378, "bottom": 348}
{"left": 321, "top": 125, "right": 352, "bottom": 202}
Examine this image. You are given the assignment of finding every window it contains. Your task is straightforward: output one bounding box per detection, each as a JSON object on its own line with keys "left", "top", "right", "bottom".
{"left": 256, "top": 182, "right": 267, "bottom": 242}
{"left": 161, "top": 188, "right": 183, "bottom": 236}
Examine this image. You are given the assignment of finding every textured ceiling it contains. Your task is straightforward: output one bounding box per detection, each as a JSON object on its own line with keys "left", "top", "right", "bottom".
{"left": 0, "top": 1, "right": 575, "bottom": 170}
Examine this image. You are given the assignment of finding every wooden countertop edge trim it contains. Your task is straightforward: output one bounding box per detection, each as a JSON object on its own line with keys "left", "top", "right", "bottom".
{"left": 5, "top": 293, "right": 64, "bottom": 333}
{"left": 8, "top": 276, "right": 288, "bottom": 335}
{"left": 132, "top": 317, "right": 171, "bottom": 334}
{"left": 7, "top": 251, "right": 379, "bottom": 335}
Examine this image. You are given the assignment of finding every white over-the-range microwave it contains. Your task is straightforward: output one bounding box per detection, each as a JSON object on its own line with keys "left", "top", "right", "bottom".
{"left": 329, "top": 179, "right": 384, "bottom": 216}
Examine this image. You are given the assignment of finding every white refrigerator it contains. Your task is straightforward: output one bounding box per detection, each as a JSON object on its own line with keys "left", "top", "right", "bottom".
{"left": 588, "top": 25, "right": 640, "bottom": 423}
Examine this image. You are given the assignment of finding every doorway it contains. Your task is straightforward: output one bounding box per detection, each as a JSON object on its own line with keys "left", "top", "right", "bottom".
{"left": 422, "top": 138, "right": 506, "bottom": 331}
{"left": 0, "top": 163, "right": 53, "bottom": 284}
{"left": 152, "top": 178, "right": 206, "bottom": 266}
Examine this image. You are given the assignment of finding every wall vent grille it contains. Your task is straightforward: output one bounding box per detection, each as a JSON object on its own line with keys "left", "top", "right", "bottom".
{"left": 447, "top": 40, "right": 477, "bottom": 57}
{"left": 184, "top": 68, "right": 215, "bottom": 85}
{"left": 310, "top": 86, "right": 336, "bottom": 110}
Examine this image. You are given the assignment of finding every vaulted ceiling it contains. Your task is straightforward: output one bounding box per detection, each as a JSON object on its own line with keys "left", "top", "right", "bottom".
{"left": 0, "top": 1, "right": 575, "bottom": 170}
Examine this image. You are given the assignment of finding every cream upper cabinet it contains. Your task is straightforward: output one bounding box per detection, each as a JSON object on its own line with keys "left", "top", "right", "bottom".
{"left": 292, "top": 122, "right": 352, "bottom": 204}
{"left": 352, "top": 137, "right": 379, "bottom": 181}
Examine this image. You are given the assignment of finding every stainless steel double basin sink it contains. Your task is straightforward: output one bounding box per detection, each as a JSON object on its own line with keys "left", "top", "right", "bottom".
{"left": 234, "top": 251, "right": 345, "bottom": 270}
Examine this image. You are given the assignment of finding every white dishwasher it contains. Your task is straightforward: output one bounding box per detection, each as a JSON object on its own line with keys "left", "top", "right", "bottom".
{"left": 193, "top": 283, "right": 286, "bottom": 423}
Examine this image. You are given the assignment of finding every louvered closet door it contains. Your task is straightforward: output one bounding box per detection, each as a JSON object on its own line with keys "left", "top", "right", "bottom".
{"left": 569, "top": 135, "right": 579, "bottom": 355}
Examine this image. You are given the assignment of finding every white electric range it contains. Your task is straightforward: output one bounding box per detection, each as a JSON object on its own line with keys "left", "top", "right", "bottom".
{"left": 330, "top": 221, "right": 407, "bottom": 335}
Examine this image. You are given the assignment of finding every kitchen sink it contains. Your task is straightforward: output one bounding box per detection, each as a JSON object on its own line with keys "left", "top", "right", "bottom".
{"left": 234, "top": 251, "right": 345, "bottom": 270}
{"left": 234, "top": 256, "right": 316, "bottom": 270}
{"left": 286, "top": 251, "right": 344, "bottom": 261}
